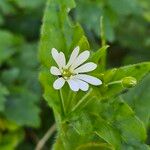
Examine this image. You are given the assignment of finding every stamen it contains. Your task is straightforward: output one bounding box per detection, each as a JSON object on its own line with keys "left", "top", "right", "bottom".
{"left": 62, "top": 68, "right": 74, "bottom": 79}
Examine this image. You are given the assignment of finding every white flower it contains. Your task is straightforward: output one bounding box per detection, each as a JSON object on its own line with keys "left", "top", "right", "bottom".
{"left": 50, "top": 46, "right": 102, "bottom": 92}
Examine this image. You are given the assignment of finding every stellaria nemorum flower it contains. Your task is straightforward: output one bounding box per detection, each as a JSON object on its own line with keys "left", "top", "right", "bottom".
{"left": 50, "top": 46, "right": 102, "bottom": 91}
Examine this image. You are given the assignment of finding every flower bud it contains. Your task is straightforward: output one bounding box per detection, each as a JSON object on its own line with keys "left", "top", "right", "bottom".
{"left": 122, "top": 76, "right": 137, "bottom": 88}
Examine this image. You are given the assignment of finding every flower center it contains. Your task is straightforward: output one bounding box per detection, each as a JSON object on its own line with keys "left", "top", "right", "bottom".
{"left": 62, "top": 68, "right": 73, "bottom": 79}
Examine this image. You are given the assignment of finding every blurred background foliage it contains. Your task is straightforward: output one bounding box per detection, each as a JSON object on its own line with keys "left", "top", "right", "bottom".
{"left": 0, "top": 0, "right": 149, "bottom": 149}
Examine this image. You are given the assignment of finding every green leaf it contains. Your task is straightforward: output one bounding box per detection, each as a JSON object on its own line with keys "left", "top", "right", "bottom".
{"left": 75, "top": 0, "right": 115, "bottom": 42}
{"left": 4, "top": 87, "right": 40, "bottom": 128}
{"left": 123, "top": 73, "right": 150, "bottom": 127}
{"left": 0, "top": 30, "right": 23, "bottom": 65}
{"left": 60, "top": 98, "right": 147, "bottom": 149}
{"left": 12, "top": 0, "right": 46, "bottom": 9}
{"left": 39, "top": 0, "right": 83, "bottom": 67}
{"left": 1, "top": 68, "right": 20, "bottom": 85}
{"left": 0, "top": 129, "right": 24, "bottom": 150}
{"left": 90, "top": 45, "right": 109, "bottom": 72}
{"left": 85, "top": 98, "right": 147, "bottom": 149}
{"left": 107, "top": 0, "right": 141, "bottom": 15}
{"left": 0, "top": 1, "right": 15, "bottom": 14}
{"left": 93, "top": 62, "right": 150, "bottom": 100}
{"left": 39, "top": 0, "right": 88, "bottom": 114}
{"left": 0, "top": 14, "right": 4, "bottom": 25}
{"left": 0, "top": 83, "right": 9, "bottom": 112}
{"left": 76, "top": 142, "right": 113, "bottom": 150}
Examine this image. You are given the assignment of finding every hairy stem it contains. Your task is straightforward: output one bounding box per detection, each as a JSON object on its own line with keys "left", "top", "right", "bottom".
{"left": 60, "top": 89, "right": 66, "bottom": 115}
{"left": 71, "top": 89, "right": 93, "bottom": 112}
{"left": 35, "top": 124, "right": 56, "bottom": 150}
{"left": 107, "top": 80, "right": 122, "bottom": 86}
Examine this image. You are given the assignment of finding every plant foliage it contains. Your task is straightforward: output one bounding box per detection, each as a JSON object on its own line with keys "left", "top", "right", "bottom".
{"left": 39, "top": 0, "right": 150, "bottom": 149}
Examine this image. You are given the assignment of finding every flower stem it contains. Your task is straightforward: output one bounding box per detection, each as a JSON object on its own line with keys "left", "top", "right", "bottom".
{"left": 107, "top": 80, "right": 122, "bottom": 86}
{"left": 66, "top": 90, "right": 73, "bottom": 112}
{"left": 35, "top": 124, "right": 56, "bottom": 150}
{"left": 59, "top": 89, "right": 66, "bottom": 116}
{"left": 71, "top": 89, "right": 93, "bottom": 112}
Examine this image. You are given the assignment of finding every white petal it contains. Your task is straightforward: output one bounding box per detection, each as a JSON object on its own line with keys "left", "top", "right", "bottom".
{"left": 50, "top": 66, "right": 61, "bottom": 75}
{"left": 51, "top": 48, "right": 59, "bottom": 56}
{"left": 59, "top": 52, "right": 66, "bottom": 67}
{"left": 74, "top": 62, "right": 97, "bottom": 73}
{"left": 66, "top": 46, "right": 79, "bottom": 67}
{"left": 67, "top": 79, "right": 79, "bottom": 92}
{"left": 51, "top": 48, "right": 61, "bottom": 68}
{"left": 74, "top": 74, "right": 102, "bottom": 86}
{"left": 75, "top": 79, "right": 89, "bottom": 91}
{"left": 71, "top": 50, "right": 90, "bottom": 69}
{"left": 53, "top": 78, "right": 65, "bottom": 89}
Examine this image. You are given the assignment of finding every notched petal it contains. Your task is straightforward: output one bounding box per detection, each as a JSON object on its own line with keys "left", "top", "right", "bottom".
{"left": 53, "top": 77, "right": 65, "bottom": 89}
{"left": 50, "top": 66, "right": 61, "bottom": 75}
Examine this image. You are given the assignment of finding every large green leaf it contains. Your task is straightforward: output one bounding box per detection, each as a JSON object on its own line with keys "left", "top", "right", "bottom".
{"left": 123, "top": 73, "right": 150, "bottom": 127}
{"left": 39, "top": 0, "right": 89, "bottom": 114}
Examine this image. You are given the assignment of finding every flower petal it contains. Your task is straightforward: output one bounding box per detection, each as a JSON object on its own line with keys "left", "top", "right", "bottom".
{"left": 51, "top": 48, "right": 61, "bottom": 68}
{"left": 59, "top": 52, "right": 66, "bottom": 67}
{"left": 74, "top": 74, "right": 102, "bottom": 86}
{"left": 75, "top": 79, "right": 89, "bottom": 91}
{"left": 53, "top": 77, "right": 65, "bottom": 89}
{"left": 66, "top": 46, "right": 79, "bottom": 67}
{"left": 67, "top": 79, "right": 79, "bottom": 91}
{"left": 74, "top": 62, "right": 97, "bottom": 73}
{"left": 50, "top": 66, "right": 61, "bottom": 75}
{"left": 71, "top": 50, "right": 90, "bottom": 69}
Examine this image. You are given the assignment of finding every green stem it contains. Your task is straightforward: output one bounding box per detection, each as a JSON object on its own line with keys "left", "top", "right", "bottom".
{"left": 59, "top": 89, "right": 66, "bottom": 116}
{"left": 100, "top": 16, "right": 107, "bottom": 70}
{"left": 107, "top": 80, "right": 122, "bottom": 86}
{"left": 71, "top": 89, "right": 93, "bottom": 112}
{"left": 66, "top": 91, "right": 77, "bottom": 113}
{"left": 100, "top": 16, "right": 106, "bottom": 47}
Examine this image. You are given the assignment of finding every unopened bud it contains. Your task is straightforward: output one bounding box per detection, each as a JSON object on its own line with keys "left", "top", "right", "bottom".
{"left": 122, "top": 76, "right": 137, "bottom": 88}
